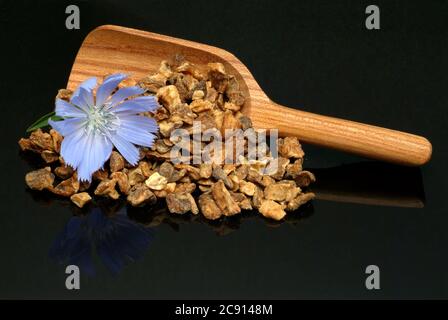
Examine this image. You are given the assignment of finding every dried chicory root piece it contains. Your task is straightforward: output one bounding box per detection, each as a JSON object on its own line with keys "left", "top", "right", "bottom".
{"left": 70, "top": 192, "right": 92, "bottom": 208}
{"left": 19, "top": 57, "right": 315, "bottom": 221}
{"left": 25, "top": 167, "right": 54, "bottom": 191}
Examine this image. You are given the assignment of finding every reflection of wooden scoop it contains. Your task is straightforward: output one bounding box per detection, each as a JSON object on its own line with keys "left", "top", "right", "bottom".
{"left": 310, "top": 162, "right": 425, "bottom": 208}
{"left": 68, "top": 25, "right": 432, "bottom": 166}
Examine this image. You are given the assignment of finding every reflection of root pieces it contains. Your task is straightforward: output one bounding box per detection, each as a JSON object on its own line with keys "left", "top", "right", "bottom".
{"left": 26, "top": 185, "right": 314, "bottom": 236}
{"left": 132, "top": 200, "right": 314, "bottom": 236}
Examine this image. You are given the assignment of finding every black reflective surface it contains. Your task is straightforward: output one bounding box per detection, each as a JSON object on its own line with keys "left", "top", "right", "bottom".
{"left": 0, "top": 0, "right": 447, "bottom": 299}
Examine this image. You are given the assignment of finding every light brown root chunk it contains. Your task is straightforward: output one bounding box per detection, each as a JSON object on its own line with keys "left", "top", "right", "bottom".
{"left": 127, "top": 183, "right": 156, "bottom": 207}
{"left": 286, "top": 192, "right": 315, "bottom": 211}
{"left": 211, "top": 180, "right": 241, "bottom": 216}
{"left": 70, "top": 192, "right": 92, "bottom": 208}
{"left": 259, "top": 200, "right": 286, "bottom": 221}
{"left": 198, "top": 193, "right": 222, "bottom": 220}
{"left": 166, "top": 192, "right": 199, "bottom": 214}
{"left": 25, "top": 167, "right": 54, "bottom": 191}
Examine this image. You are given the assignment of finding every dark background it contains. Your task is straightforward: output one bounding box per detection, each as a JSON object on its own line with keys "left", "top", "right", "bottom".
{"left": 0, "top": 0, "right": 447, "bottom": 299}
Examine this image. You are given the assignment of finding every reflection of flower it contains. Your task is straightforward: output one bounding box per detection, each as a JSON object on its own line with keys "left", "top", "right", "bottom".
{"left": 49, "top": 207, "right": 154, "bottom": 276}
{"left": 49, "top": 74, "right": 159, "bottom": 182}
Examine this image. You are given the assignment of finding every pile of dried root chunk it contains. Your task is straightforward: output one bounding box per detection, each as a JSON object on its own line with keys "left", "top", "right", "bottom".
{"left": 19, "top": 57, "right": 315, "bottom": 221}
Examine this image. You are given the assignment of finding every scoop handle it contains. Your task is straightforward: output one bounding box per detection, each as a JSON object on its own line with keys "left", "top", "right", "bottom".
{"left": 249, "top": 102, "right": 432, "bottom": 166}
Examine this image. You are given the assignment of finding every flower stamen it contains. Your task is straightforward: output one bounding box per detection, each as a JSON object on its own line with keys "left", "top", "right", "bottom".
{"left": 85, "top": 106, "right": 120, "bottom": 135}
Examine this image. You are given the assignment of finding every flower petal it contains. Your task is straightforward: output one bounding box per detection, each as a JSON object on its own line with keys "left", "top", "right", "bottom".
{"left": 96, "top": 73, "right": 128, "bottom": 107}
{"left": 108, "top": 86, "right": 145, "bottom": 107}
{"left": 72, "top": 77, "right": 97, "bottom": 96}
{"left": 60, "top": 129, "right": 88, "bottom": 169}
{"left": 109, "top": 133, "right": 140, "bottom": 165}
{"left": 112, "top": 96, "right": 159, "bottom": 115}
{"left": 70, "top": 87, "right": 95, "bottom": 112}
{"left": 49, "top": 117, "right": 86, "bottom": 136}
{"left": 77, "top": 132, "right": 113, "bottom": 182}
{"left": 117, "top": 115, "right": 158, "bottom": 132}
{"left": 70, "top": 77, "right": 97, "bottom": 107}
{"left": 55, "top": 99, "right": 87, "bottom": 118}
{"left": 115, "top": 126, "right": 156, "bottom": 148}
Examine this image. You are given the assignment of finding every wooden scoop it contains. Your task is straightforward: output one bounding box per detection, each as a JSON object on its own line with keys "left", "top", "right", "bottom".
{"left": 67, "top": 25, "right": 432, "bottom": 166}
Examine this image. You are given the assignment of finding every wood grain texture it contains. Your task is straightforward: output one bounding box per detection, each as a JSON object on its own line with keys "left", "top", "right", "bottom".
{"left": 250, "top": 103, "right": 432, "bottom": 166}
{"left": 68, "top": 25, "right": 432, "bottom": 166}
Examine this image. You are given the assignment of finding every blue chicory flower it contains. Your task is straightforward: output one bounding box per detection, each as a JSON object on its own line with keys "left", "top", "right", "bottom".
{"left": 49, "top": 74, "right": 159, "bottom": 182}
